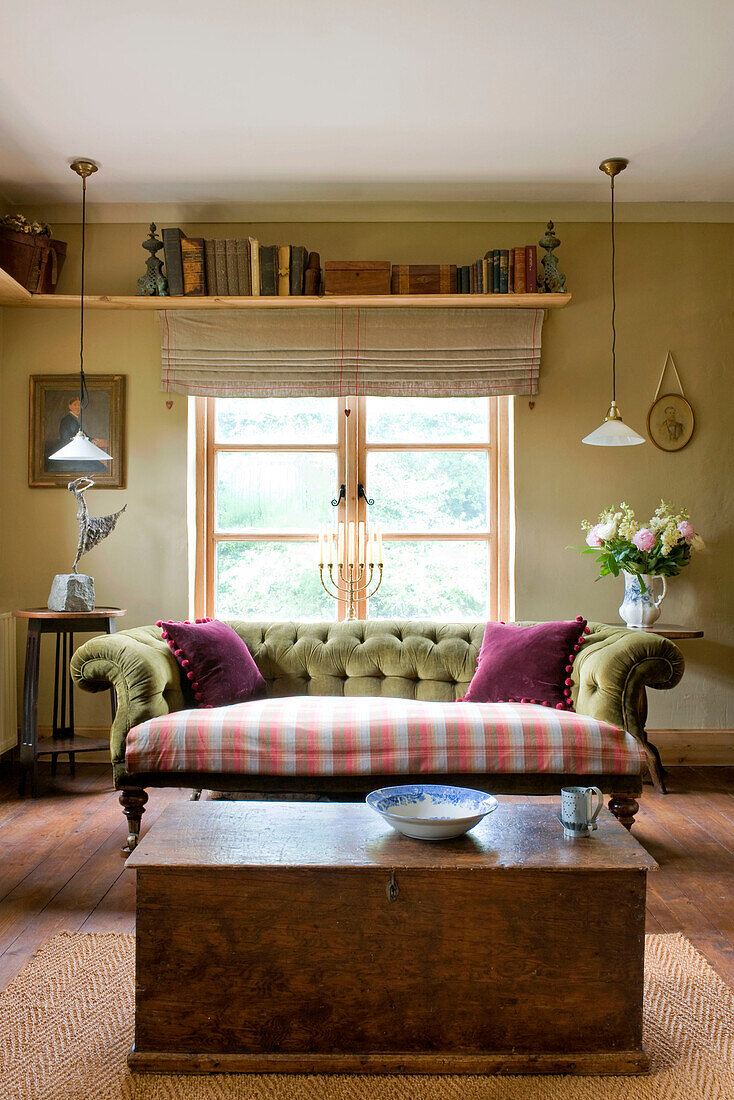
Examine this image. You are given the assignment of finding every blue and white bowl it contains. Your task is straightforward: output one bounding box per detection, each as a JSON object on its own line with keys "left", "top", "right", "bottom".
{"left": 366, "top": 784, "right": 498, "bottom": 840}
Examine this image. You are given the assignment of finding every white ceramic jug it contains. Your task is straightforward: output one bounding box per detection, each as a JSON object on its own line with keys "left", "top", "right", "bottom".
{"left": 619, "top": 571, "right": 667, "bottom": 629}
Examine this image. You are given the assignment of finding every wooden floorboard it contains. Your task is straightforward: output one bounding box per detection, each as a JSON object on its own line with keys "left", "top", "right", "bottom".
{"left": 0, "top": 763, "right": 732, "bottom": 990}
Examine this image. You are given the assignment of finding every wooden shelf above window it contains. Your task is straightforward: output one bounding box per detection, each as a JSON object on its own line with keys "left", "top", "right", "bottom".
{"left": 0, "top": 268, "right": 571, "bottom": 310}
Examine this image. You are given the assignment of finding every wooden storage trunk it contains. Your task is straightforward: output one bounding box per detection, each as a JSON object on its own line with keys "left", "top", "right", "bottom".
{"left": 0, "top": 227, "right": 67, "bottom": 293}
{"left": 127, "top": 800, "right": 655, "bottom": 1076}
{"left": 323, "top": 260, "right": 391, "bottom": 296}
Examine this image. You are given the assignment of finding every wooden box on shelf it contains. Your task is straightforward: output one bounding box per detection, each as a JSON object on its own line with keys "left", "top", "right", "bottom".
{"left": 324, "top": 260, "right": 392, "bottom": 296}
{"left": 0, "top": 228, "right": 66, "bottom": 293}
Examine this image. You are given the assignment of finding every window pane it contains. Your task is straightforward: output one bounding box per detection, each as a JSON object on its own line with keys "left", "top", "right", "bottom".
{"left": 216, "top": 452, "right": 337, "bottom": 531}
{"left": 369, "top": 541, "right": 488, "bottom": 620}
{"left": 367, "top": 452, "right": 488, "bottom": 532}
{"left": 216, "top": 541, "right": 334, "bottom": 620}
{"left": 215, "top": 398, "right": 337, "bottom": 443}
{"left": 366, "top": 397, "right": 489, "bottom": 443}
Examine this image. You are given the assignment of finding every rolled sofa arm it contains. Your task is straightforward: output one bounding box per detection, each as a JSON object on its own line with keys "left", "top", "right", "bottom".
{"left": 70, "top": 626, "right": 185, "bottom": 766}
{"left": 572, "top": 622, "right": 685, "bottom": 744}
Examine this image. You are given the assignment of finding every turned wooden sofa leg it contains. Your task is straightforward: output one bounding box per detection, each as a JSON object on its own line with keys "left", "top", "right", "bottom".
{"left": 608, "top": 794, "right": 639, "bottom": 830}
{"left": 119, "top": 788, "right": 149, "bottom": 854}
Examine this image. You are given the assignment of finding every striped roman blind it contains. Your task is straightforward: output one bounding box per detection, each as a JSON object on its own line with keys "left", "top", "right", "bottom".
{"left": 159, "top": 307, "right": 544, "bottom": 398}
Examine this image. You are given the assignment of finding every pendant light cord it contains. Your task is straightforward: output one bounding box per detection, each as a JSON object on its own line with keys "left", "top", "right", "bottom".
{"left": 610, "top": 173, "right": 617, "bottom": 405}
{"left": 79, "top": 176, "right": 88, "bottom": 432}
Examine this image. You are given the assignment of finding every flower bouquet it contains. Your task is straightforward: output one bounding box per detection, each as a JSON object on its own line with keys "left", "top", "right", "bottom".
{"left": 576, "top": 502, "right": 705, "bottom": 628}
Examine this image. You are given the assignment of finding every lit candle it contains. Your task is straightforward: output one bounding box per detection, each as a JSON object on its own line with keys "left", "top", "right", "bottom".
{"left": 376, "top": 524, "right": 383, "bottom": 563}
{"left": 348, "top": 522, "right": 355, "bottom": 567}
{"left": 367, "top": 525, "right": 374, "bottom": 565}
{"left": 327, "top": 527, "right": 334, "bottom": 566}
{"left": 318, "top": 526, "right": 324, "bottom": 566}
{"left": 358, "top": 521, "right": 365, "bottom": 566}
{"left": 337, "top": 522, "right": 344, "bottom": 565}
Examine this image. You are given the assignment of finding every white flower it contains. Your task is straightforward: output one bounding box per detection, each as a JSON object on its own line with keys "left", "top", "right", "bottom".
{"left": 596, "top": 520, "right": 617, "bottom": 541}
{"left": 690, "top": 534, "right": 705, "bottom": 551}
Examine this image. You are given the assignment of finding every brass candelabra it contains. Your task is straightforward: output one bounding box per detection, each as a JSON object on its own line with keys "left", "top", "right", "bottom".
{"left": 319, "top": 561, "right": 384, "bottom": 620}
{"left": 318, "top": 522, "right": 384, "bottom": 619}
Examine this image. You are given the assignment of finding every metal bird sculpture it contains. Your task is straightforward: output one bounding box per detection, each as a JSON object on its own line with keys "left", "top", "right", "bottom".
{"left": 68, "top": 477, "right": 127, "bottom": 573}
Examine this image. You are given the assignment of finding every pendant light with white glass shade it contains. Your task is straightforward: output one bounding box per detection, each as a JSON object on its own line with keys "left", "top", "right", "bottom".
{"left": 582, "top": 158, "right": 645, "bottom": 447}
{"left": 49, "top": 159, "right": 113, "bottom": 463}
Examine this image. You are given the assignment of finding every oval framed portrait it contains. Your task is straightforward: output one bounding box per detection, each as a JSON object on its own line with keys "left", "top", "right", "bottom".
{"left": 647, "top": 392, "right": 694, "bottom": 452}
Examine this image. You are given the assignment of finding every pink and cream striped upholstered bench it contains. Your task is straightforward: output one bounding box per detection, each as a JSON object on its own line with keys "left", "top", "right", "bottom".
{"left": 126, "top": 696, "right": 645, "bottom": 781}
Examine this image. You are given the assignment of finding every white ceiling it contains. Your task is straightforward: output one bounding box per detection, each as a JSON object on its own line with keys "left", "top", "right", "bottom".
{"left": 1, "top": 0, "right": 733, "bottom": 206}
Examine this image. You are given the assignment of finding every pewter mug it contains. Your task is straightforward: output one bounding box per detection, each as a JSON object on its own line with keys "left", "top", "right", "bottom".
{"left": 560, "top": 785, "right": 603, "bottom": 838}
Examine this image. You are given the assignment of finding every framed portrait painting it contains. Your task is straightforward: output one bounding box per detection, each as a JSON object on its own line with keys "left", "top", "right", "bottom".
{"left": 647, "top": 392, "right": 694, "bottom": 452}
{"left": 29, "top": 374, "right": 126, "bottom": 488}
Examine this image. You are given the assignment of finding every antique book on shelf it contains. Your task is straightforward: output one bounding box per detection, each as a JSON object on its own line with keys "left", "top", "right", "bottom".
{"left": 277, "top": 245, "right": 291, "bottom": 296}
{"left": 214, "top": 240, "right": 227, "bottom": 295}
{"left": 391, "top": 264, "right": 457, "bottom": 294}
{"left": 303, "top": 250, "right": 321, "bottom": 295}
{"left": 162, "top": 228, "right": 184, "bottom": 296}
{"left": 476, "top": 259, "right": 483, "bottom": 293}
{"left": 470, "top": 263, "right": 476, "bottom": 293}
{"left": 508, "top": 249, "right": 515, "bottom": 293}
{"left": 492, "top": 251, "right": 500, "bottom": 293}
{"left": 249, "top": 238, "right": 260, "bottom": 297}
{"left": 459, "top": 265, "right": 470, "bottom": 293}
{"left": 525, "top": 245, "right": 538, "bottom": 292}
{"left": 259, "top": 245, "right": 278, "bottom": 295}
{"left": 290, "top": 245, "right": 308, "bottom": 295}
{"left": 323, "top": 260, "right": 391, "bottom": 296}
{"left": 236, "top": 239, "right": 251, "bottom": 295}
{"left": 224, "top": 239, "right": 239, "bottom": 295}
{"left": 204, "top": 240, "right": 217, "bottom": 295}
{"left": 481, "top": 257, "right": 489, "bottom": 294}
{"left": 514, "top": 246, "right": 526, "bottom": 294}
{"left": 181, "top": 236, "right": 206, "bottom": 296}
{"left": 499, "top": 250, "right": 509, "bottom": 294}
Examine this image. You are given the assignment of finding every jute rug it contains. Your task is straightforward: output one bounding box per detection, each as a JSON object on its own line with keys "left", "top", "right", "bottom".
{"left": 0, "top": 933, "right": 731, "bottom": 1099}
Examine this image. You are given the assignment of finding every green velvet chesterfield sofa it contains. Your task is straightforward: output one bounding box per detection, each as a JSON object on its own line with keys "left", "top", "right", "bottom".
{"left": 70, "top": 620, "right": 684, "bottom": 851}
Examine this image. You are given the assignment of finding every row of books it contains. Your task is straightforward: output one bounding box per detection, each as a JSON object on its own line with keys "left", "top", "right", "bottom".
{"left": 162, "top": 228, "right": 321, "bottom": 296}
{"left": 159, "top": 229, "right": 541, "bottom": 297}
{"left": 459, "top": 246, "right": 539, "bottom": 294}
{"left": 390, "top": 247, "right": 540, "bottom": 295}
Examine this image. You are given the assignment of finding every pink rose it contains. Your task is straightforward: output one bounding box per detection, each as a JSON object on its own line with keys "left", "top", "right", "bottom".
{"left": 585, "top": 525, "right": 603, "bottom": 548}
{"left": 632, "top": 528, "right": 656, "bottom": 552}
{"left": 678, "top": 520, "right": 695, "bottom": 540}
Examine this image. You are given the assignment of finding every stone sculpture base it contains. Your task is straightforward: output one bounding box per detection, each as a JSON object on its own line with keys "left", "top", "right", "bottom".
{"left": 48, "top": 573, "right": 95, "bottom": 612}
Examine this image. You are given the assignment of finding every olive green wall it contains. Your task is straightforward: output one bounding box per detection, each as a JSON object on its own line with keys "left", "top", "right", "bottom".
{"left": 1, "top": 216, "right": 731, "bottom": 733}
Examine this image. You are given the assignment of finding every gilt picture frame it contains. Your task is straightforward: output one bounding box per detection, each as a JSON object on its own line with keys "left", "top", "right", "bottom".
{"left": 29, "top": 374, "right": 127, "bottom": 488}
{"left": 647, "top": 392, "right": 694, "bottom": 452}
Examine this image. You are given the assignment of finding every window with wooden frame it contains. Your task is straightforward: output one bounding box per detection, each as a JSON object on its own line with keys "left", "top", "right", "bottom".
{"left": 193, "top": 396, "right": 512, "bottom": 622}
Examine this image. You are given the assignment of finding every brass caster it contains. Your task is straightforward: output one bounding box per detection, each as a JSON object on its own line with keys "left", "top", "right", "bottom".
{"left": 122, "top": 832, "right": 139, "bottom": 855}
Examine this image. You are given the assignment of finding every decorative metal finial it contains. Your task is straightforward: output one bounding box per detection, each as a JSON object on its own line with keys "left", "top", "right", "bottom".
{"left": 137, "top": 223, "right": 169, "bottom": 296}
{"left": 538, "top": 220, "right": 567, "bottom": 293}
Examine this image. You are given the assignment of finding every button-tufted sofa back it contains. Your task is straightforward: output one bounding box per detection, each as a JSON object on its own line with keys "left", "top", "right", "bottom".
{"left": 233, "top": 620, "right": 485, "bottom": 702}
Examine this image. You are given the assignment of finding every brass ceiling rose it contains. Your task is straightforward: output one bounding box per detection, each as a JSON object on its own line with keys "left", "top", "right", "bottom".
{"left": 69, "top": 159, "right": 99, "bottom": 180}
{"left": 598, "top": 157, "right": 629, "bottom": 180}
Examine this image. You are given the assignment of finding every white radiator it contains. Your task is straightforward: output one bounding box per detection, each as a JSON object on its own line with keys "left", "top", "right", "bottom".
{"left": 0, "top": 613, "right": 18, "bottom": 754}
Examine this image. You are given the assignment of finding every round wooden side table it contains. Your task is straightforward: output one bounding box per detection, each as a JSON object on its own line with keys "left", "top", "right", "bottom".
{"left": 13, "top": 607, "right": 126, "bottom": 796}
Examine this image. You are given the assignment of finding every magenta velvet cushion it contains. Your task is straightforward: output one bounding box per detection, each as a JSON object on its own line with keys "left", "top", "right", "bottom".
{"left": 462, "top": 617, "right": 589, "bottom": 710}
{"left": 155, "top": 617, "right": 266, "bottom": 709}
